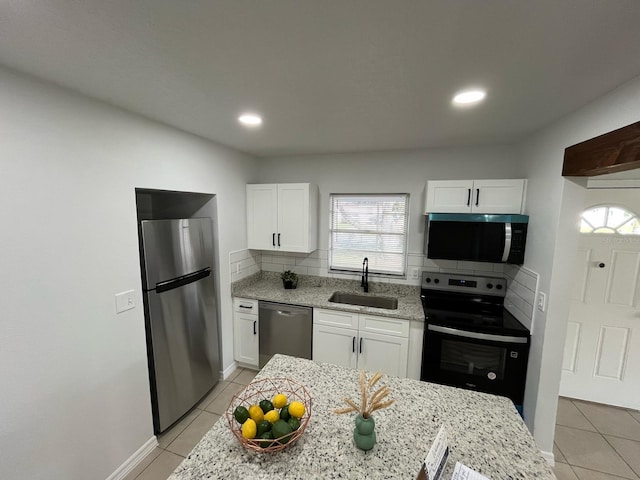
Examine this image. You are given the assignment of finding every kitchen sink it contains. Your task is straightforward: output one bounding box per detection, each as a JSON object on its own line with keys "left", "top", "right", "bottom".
{"left": 328, "top": 292, "right": 398, "bottom": 310}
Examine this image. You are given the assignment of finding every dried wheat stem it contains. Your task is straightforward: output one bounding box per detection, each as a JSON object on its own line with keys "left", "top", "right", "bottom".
{"left": 368, "top": 372, "right": 382, "bottom": 388}
{"left": 370, "top": 399, "right": 396, "bottom": 413}
{"left": 359, "top": 371, "right": 367, "bottom": 416}
{"left": 334, "top": 406, "right": 358, "bottom": 414}
{"left": 344, "top": 397, "right": 360, "bottom": 412}
{"left": 368, "top": 385, "right": 389, "bottom": 409}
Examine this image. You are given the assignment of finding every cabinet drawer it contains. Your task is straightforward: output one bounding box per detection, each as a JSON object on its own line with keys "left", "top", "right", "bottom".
{"left": 358, "top": 314, "right": 410, "bottom": 338}
{"left": 313, "top": 308, "right": 359, "bottom": 329}
{"left": 233, "top": 297, "right": 258, "bottom": 315}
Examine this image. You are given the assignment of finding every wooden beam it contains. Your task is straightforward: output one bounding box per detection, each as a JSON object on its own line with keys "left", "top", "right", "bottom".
{"left": 562, "top": 121, "right": 640, "bottom": 176}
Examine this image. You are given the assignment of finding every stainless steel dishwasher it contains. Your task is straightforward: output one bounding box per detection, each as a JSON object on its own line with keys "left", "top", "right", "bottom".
{"left": 258, "top": 301, "right": 312, "bottom": 368}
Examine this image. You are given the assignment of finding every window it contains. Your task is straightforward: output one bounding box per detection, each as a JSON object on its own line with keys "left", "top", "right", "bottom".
{"left": 580, "top": 205, "right": 640, "bottom": 234}
{"left": 329, "top": 194, "right": 409, "bottom": 276}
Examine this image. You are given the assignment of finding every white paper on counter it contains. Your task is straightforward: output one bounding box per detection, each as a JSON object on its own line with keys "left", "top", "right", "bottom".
{"left": 451, "top": 461, "right": 490, "bottom": 480}
{"left": 423, "top": 425, "right": 449, "bottom": 480}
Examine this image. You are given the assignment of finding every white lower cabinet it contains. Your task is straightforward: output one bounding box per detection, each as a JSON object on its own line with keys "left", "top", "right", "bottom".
{"left": 233, "top": 298, "right": 259, "bottom": 368}
{"left": 313, "top": 308, "right": 409, "bottom": 377}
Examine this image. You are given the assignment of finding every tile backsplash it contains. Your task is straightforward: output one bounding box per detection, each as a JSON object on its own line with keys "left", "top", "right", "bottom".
{"left": 230, "top": 247, "right": 539, "bottom": 333}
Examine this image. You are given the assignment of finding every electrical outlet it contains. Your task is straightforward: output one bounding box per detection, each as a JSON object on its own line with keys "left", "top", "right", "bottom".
{"left": 411, "top": 268, "right": 420, "bottom": 280}
{"left": 236, "top": 261, "right": 241, "bottom": 274}
{"left": 537, "top": 292, "right": 546, "bottom": 312}
{"left": 115, "top": 290, "right": 136, "bottom": 314}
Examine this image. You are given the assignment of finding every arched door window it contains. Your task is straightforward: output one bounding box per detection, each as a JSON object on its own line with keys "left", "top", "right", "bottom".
{"left": 580, "top": 205, "right": 640, "bottom": 234}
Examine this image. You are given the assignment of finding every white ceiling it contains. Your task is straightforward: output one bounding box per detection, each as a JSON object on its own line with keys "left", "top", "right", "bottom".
{"left": 2, "top": 1, "right": 640, "bottom": 158}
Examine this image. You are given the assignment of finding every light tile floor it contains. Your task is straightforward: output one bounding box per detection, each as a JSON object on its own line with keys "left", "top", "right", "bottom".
{"left": 124, "top": 379, "right": 639, "bottom": 480}
{"left": 123, "top": 367, "right": 258, "bottom": 480}
{"left": 553, "top": 397, "right": 640, "bottom": 480}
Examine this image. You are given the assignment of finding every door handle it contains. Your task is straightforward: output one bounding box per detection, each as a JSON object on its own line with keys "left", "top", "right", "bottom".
{"left": 466, "top": 188, "right": 471, "bottom": 206}
{"left": 277, "top": 233, "right": 281, "bottom": 247}
{"left": 475, "top": 188, "right": 480, "bottom": 206}
{"left": 272, "top": 233, "right": 276, "bottom": 246}
{"left": 598, "top": 262, "right": 606, "bottom": 268}
{"left": 352, "top": 336, "right": 356, "bottom": 353}
{"left": 359, "top": 337, "right": 363, "bottom": 354}
{"left": 253, "top": 320, "right": 257, "bottom": 335}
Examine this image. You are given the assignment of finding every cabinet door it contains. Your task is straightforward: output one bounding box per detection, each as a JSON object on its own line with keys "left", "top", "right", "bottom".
{"left": 247, "top": 184, "right": 278, "bottom": 250}
{"left": 234, "top": 313, "right": 259, "bottom": 367}
{"left": 277, "top": 184, "right": 312, "bottom": 253}
{"left": 425, "top": 180, "right": 474, "bottom": 213}
{"left": 358, "top": 331, "right": 408, "bottom": 378}
{"left": 312, "top": 324, "right": 357, "bottom": 369}
{"left": 472, "top": 179, "right": 525, "bottom": 214}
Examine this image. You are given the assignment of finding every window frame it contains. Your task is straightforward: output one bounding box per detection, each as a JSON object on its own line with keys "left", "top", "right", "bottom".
{"left": 328, "top": 193, "right": 410, "bottom": 278}
{"left": 580, "top": 204, "right": 640, "bottom": 235}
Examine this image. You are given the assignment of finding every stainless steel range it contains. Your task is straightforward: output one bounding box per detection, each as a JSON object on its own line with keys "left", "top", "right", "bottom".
{"left": 420, "top": 272, "right": 530, "bottom": 412}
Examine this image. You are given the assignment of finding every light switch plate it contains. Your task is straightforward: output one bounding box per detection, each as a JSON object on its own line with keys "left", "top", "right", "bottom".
{"left": 411, "top": 268, "right": 420, "bottom": 280}
{"left": 115, "top": 290, "right": 136, "bottom": 313}
{"left": 537, "top": 292, "right": 546, "bottom": 312}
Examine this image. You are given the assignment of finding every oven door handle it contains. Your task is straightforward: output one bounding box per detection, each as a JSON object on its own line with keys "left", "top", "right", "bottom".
{"left": 427, "top": 324, "right": 528, "bottom": 344}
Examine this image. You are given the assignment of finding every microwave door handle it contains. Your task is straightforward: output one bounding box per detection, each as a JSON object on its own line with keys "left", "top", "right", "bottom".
{"left": 428, "top": 324, "right": 528, "bottom": 344}
{"left": 501, "top": 222, "right": 512, "bottom": 262}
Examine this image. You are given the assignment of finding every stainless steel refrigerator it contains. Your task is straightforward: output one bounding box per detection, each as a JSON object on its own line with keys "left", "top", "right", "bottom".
{"left": 140, "top": 218, "right": 220, "bottom": 433}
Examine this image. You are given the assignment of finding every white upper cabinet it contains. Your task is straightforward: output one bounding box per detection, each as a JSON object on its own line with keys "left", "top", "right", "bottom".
{"left": 247, "top": 183, "right": 319, "bottom": 253}
{"left": 425, "top": 179, "right": 526, "bottom": 214}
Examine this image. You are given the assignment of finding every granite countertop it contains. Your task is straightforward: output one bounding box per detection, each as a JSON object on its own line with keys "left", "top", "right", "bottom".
{"left": 169, "top": 355, "right": 555, "bottom": 480}
{"left": 232, "top": 273, "right": 425, "bottom": 322}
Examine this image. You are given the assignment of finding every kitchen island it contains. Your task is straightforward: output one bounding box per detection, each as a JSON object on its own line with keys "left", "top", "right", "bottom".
{"left": 169, "top": 355, "right": 554, "bottom": 480}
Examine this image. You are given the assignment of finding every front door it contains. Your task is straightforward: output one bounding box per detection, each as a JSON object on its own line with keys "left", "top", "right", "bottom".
{"left": 560, "top": 231, "right": 640, "bottom": 409}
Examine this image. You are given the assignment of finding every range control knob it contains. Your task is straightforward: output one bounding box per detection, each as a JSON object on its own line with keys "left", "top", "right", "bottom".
{"left": 486, "top": 283, "right": 493, "bottom": 289}
{"left": 425, "top": 277, "right": 431, "bottom": 283}
{"left": 496, "top": 284, "right": 503, "bottom": 290}
{"left": 434, "top": 278, "right": 440, "bottom": 284}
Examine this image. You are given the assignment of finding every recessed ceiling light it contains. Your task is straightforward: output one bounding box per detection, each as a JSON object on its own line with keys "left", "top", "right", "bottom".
{"left": 238, "top": 113, "right": 263, "bottom": 127}
{"left": 452, "top": 89, "right": 486, "bottom": 106}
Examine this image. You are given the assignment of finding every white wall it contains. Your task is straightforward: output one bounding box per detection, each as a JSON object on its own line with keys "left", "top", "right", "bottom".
{"left": 517, "top": 73, "right": 640, "bottom": 455}
{"left": 257, "top": 145, "right": 522, "bottom": 260}
{"left": 0, "top": 67, "right": 257, "bottom": 480}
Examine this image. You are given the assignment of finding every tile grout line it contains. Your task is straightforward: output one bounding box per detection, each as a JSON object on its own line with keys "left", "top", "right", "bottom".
{"left": 567, "top": 398, "right": 600, "bottom": 433}
{"left": 601, "top": 433, "right": 640, "bottom": 480}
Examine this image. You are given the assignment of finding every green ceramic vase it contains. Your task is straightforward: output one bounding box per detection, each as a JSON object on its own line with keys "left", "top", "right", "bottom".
{"left": 353, "top": 414, "right": 376, "bottom": 451}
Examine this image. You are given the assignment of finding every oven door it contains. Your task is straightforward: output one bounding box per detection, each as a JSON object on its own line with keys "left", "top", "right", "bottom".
{"left": 421, "top": 324, "right": 529, "bottom": 406}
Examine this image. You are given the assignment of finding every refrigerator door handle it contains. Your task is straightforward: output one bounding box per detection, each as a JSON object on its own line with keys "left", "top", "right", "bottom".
{"left": 155, "top": 268, "right": 211, "bottom": 293}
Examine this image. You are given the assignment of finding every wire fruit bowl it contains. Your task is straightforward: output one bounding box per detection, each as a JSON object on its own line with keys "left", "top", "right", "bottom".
{"left": 226, "top": 377, "right": 312, "bottom": 453}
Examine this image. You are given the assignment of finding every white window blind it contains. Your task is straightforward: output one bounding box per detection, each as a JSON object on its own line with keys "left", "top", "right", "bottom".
{"left": 329, "top": 194, "right": 409, "bottom": 276}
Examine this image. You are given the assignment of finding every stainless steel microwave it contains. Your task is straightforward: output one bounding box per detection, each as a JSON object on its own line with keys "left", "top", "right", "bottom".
{"left": 425, "top": 213, "right": 529, "bottom": 264}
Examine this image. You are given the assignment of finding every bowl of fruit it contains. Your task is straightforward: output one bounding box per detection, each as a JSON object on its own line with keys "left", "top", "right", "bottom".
{"left": 226, "top": 377, "right": 312, "bottom": 452}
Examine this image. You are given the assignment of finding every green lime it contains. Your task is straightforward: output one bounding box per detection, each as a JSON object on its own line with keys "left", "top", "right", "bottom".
{"left": 233, "top": 405, "right": 249, "bottom": 424}
{"left": 259, "top": 399, "right": 274, "bottom": 413}
{"left": 288, "top": 417, "right": 301, "bottom": 431}
{"left": 271, "top": 419, "right": 294, "bottom": 444}
{"left": 258, "top": 431, "right": 274, "bottom": 448}
{"left": 256, "top": 420, "right": 271, "bottom": 436}
{"left": 280, "top": 404, "right": 291, "bottom": 421}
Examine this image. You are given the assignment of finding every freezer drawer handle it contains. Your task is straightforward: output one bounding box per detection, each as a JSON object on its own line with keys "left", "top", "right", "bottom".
{"left": 276, "top": 310, "right": 294, "bottom": 316}
{"left": 155, "top": 268, "right": 211, "bottom": 293}
{"left": 253, "top": 321, "right": 257, "bottom": 335}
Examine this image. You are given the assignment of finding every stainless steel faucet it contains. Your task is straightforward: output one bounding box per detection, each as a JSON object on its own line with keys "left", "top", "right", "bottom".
{"left": 361, "top": 257, "right": 369, "bottom": 292}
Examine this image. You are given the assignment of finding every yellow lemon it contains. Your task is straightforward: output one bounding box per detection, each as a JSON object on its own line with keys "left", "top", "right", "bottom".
{"left": 264, "top": 409, "right": 280, "bottom": 424}
{"left": 272, "top": 393, "right": 288, "bottom": 409}
{"left": 288, "top": 401, "right": 305, "bottom": 419}
{"left": 248, "top": 405, "right": 264, "bottom": 423}
{"left": 241, "top": 418, "right": 257, "bottom": 439}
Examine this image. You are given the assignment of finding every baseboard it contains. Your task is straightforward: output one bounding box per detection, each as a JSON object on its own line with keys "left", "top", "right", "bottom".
{"left": 221, "top": 361, "right": 239, "bottom": 380}
{"left": 540, "top": 450, "right": 555, "bottom": 467}
{"left": 106, "top": 436, "right": 158, "bottom": 480}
